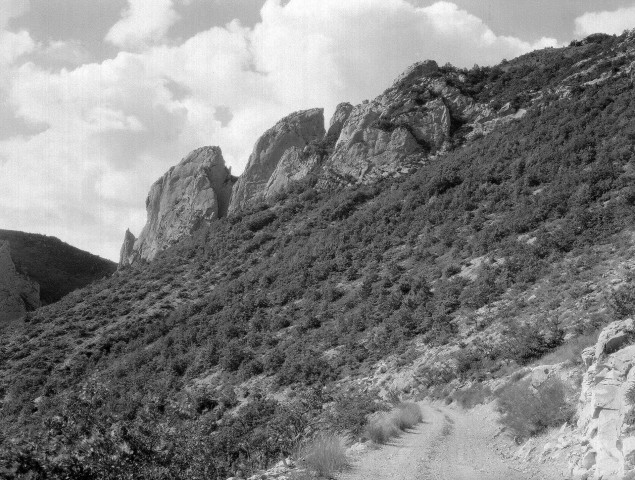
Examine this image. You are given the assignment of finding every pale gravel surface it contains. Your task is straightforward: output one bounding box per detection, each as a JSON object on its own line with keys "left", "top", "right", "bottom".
{"left": 339, "top": 402, "right": 563, "bottom": 480}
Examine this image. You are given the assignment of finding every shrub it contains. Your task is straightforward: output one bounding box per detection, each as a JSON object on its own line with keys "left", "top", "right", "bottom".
{"left": 363, "top": 402, "right": 423, "bottom": 444}
{"left": 325, "top": 387, "right": 387, "bottom": 437}
{"left": 392, "top": 402, "right": 423, "bottom": 430}
{"left": 452, "top": 383, "right": 492, "bottom": 409}
{"left": 610, "top": 282, "right": 635, "bottom": 319}
{"left": 296, "top": 434, "right": 349, "bottom": 477}
{"left": 496, "top": 377, "right": 574, "bottom": 440}
{"left": 364, "top": 417, "right": 400, "bottom": 445}
{"left": 626, "top": 383, "right": 635, "bottom": 406}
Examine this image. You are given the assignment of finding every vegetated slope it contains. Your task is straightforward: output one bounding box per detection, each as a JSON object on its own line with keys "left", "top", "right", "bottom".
{"left": 0, "top": 229, "right": 117, "bottom": 305}
{"left": 2, "top": 32, "right": 635, "bottom": 479}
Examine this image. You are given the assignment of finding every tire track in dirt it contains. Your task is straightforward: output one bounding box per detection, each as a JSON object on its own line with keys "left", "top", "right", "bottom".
{"left": 339, "top": 402, "right": 553, "bottom": 480}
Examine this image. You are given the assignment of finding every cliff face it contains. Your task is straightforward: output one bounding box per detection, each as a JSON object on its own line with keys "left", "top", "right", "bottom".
{"left": 0, "top": 240, "right": 40, "bottom": 324}
{"left": 120, "top": 146, "right": 235, "bottom": 266}
{"left": 228, "top": 108, "right": 326, "bottom": 214}
{"left": 120, "top": 60, "right": 529, "bottom": 265}
{"left": 261, "top": 103, "right": 354, "bottom": 200}
{"left": 571, "top": 319, "right": 635, "bottom": 479}
{"left": 322, "top": 60, "right": 497, "bottom": 184}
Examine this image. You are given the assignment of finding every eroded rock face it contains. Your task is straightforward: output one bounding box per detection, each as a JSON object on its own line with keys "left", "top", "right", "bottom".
{"left": 120, "top": 61, "right": 529, "bottom": 265}
{"left": 0, "top": 240, "right": 40, "bottom": 323}
{"left": 573, "top": 318, "right": 635, "bottom": 479}
{"left": 322, "top": 60, "right": 495, "bottom": 184}
{"left": 122, "top": 146, "right": 235, "bottom": 265}
{"left": 326, "top": 102, "right": 354, "bottom": 141}
{"left": 228, "top": 108, "right": 325, "bottom": 213}
{"left": 119, "top": 229, "right": 136, "bottom": 268}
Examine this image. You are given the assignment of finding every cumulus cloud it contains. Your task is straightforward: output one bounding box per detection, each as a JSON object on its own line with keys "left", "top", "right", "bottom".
{"left": 0, "top": 0, "right": 560, "bottom": 260}
{"left": 106, "top": 0, "right": 180, "bottom": 50}
{"left": 575, "top": 5, "right": 635, "bottom": 37}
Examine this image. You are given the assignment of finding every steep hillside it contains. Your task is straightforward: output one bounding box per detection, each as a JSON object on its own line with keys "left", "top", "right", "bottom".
{"left": 3, "top": 32, "right": 635, "bottom": 479}
{"left": 0, "top": 230, "right": 116, "bottom": 320}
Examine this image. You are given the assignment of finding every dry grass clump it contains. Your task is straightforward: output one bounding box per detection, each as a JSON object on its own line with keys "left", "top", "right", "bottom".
{"left": 364, "top": 402, "right": 423, "bottom": 445}
{"left": 296, "top": 434, "right": 349, "bottom": 477}
{"left": 536, "top": 331, "right": 600, "bottom": 366}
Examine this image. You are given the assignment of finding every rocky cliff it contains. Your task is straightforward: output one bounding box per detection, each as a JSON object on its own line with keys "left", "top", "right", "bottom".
{"left": 121, "top": 146, "right": 235, "bottom": 266}
{"left": 261, "top": 103, "right": 353, "bottom": 200}
{"left": 120, "top": 60, "right": 531, "bottom": 265}
{"left": 228, "top": 108, "right": 325, "bottom": 213}
{"left": 321, "top": 60, "right": 499, "bottom": 184}
{"left": 0, "top": 240, "right": 40, "bottom": 323}
{"left": 571, "top": 319, "right": 635, "bottom": 479}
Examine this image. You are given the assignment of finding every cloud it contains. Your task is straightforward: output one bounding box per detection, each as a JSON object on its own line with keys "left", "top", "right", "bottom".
{"left": 0, "top": 0, "right": 560, "bottom": 260}
{"left": 38, "top": 40, "right": 93, "bottom": 68}
{"left": 106, "top": 0, "right": 180, "bottom": 50}
{"left": 575, "top": 6, "right": 635, "bottom": 37}
{"left": 0, "top": 0, "right": 30, "bottom": 29}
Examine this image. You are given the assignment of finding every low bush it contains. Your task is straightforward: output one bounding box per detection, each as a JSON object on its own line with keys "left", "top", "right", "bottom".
{"left": 296, "top": 434, "right": 349, "bottom": 477}
{"left": 364, "top": 402, "right": 423, "bottom": 444}
{"left": 365, "top": 417, "right": 401, "bottom": 445}
{"left": 392, "top": 402, "right": 424, "bottom": 430}
{"left": 325, "top": 386, "right": 387, "bottom": 437}
{"left": 496, "top": 377, "right": 574, "bottom": 440}
{"left": 452, "top": 383, "right": 492, "bottom": 409}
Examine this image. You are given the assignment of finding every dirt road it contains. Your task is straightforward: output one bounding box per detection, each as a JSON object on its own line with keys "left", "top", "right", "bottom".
{"left": 339, "top": 402, "right": 558, "bottom": 480}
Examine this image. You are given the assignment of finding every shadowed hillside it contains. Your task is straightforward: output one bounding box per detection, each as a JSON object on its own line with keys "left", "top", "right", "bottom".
{"left": 0, "top": 230, "right": 117, "bottom": 305}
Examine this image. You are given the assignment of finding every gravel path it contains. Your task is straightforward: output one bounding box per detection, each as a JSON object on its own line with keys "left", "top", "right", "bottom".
{"left": 339, "top": 402, "right": 557, "bottom": 480}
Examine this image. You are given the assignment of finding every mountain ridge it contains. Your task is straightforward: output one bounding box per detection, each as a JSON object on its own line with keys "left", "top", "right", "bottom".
{"left": 3, "top": 30, "right": 635, "bottom": 480}
{"left": 0, "top": 229, "right": 117, "bottom": 325}
{"left": 119, "top": 56, "right": 537, "bottom": 268}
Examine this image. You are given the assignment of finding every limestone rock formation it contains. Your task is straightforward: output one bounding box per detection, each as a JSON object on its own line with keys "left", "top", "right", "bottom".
{"left": 572, "top": 318, "right": 635, "bottom": 479}
{"left": 119, "top": 61, "right": 529, "bottom": 265}
{"left": 121, "top": 146, "right": 235, "bottom": 265}
{"left": 262, "top": 147, "right": 321, "bottom": 200}
{"left": 325, "top": 102, "right": 354, "bottom": 141}
{"left": 0, "top": 240, "right": 40, "bottom": 323}
{"left": 322, "top": 60, "right": 495, "bottom": 184}
{"left": 261, "top": 104, "right": 353, "bottom": 201}
{"left": 119, "top": 229, "right": 136, "bottom": 268}
{"left": 228, "top": 109, "right": 325, "bottom": 213}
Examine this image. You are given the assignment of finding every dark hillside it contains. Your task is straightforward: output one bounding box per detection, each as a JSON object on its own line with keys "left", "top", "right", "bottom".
{"left": 0, "top": 230, "right": 117, "bottom": 305}
{"left": 1, "top": 32, "right": 635, "bottom": 479}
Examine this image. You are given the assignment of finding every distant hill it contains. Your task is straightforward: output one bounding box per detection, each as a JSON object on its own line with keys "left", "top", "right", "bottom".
{"left": 0, "top": 229, "right": 116, "bottom": 305}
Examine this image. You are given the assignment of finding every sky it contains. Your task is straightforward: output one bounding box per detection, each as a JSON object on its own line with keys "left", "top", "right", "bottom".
{"left": 1, "top": 0, "right": 635, "bottom": 261}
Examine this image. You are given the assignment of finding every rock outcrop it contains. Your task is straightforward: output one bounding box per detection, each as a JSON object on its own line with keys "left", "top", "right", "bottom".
{"left": 121, "top": 61, "right": 530, "bottom": 265}
{"left": 120, "top": 146, "right": 235, "bottom": 266}
{"left": 119, "top": 229, "right": 136, "bottom": 268}
{"left": 325, "top": 102, "right": 354, "bottom": 141}
{"left": 228, "top": 109, "right": 325, "bottom": 213}
{"left": 0, "top": 240, "right": 40, "bottom": 323}
{"left": 261, "top": 104, "right": 353, "bottom": 201}
{"left": 322, "top": 60, "right": 495, "bottom": 184}
{"left": 572, "top": 319, "right": 635, "bottom": 479}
